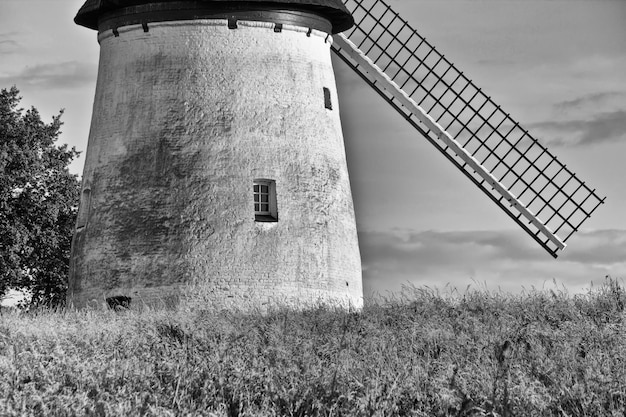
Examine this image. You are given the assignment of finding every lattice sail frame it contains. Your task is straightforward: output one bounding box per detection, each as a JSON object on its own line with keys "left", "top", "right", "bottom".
{"left": 333, "top": 0, "right": 605, "bottom": 257}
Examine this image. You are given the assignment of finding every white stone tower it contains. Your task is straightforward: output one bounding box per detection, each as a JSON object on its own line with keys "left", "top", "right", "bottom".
{"left": 68, "top": 0, "right": 363, "bottom": 309}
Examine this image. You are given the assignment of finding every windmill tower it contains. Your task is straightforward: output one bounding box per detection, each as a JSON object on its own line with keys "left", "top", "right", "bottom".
{"left": 68, "top": 0, "right": 363, "bottom": 308}
{"left": 69, "top": 0, "right": 604, "bottom": 309}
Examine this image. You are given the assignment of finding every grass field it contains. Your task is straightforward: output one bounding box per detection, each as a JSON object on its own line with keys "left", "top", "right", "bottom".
{"left": 1, "top": 278, "right": 625, "bottom": 416}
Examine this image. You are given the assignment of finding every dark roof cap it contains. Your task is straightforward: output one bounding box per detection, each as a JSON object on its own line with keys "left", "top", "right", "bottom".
{"left": 75, "top": 0, "right": 354, "bottom": 33}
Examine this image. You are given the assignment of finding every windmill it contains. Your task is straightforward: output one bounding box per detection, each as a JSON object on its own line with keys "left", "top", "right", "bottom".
{"left": 67, "top": 0, "right": 604, "bottom": 309}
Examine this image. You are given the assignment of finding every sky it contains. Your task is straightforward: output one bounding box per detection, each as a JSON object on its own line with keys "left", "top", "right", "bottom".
{"left": 1, "top": 0, "right": 625, "bottom": 302}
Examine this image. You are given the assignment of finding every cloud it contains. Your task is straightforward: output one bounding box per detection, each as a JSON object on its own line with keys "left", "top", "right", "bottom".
{"left": 561, "top": 230, "right": 626, "bottom": 264}
{"left": 530, "top": 110, "right": 626, "bottom": 147}
{"left": 556, "top": 91, "right": 626, "bottom": 112}
{"left": 360, "top": 229, "right": 541, "bottom": 274}
{"left": 548, "top": 92, "right": 626, "bottom": 146}
{"left": 0, "top": 61, "right": 97, "bottom": 90}
{"left": 359, "top": 228, "right": 626, "bottom": 297}
{"left": 0, "top": 39, "right": 19, "bottom": 54}
{"left": 0, "top": 31, "right": 20, "bottom": 54}
{"left": 528, "top": 72, "right": 626, "bottom": 147}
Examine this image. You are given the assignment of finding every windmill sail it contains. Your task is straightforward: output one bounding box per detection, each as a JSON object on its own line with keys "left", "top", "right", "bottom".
{"left": 333, "top": 0, "right": 605, "bottom": 257}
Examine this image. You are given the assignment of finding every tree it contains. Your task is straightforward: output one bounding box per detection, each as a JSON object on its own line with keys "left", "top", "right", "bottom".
{"left": 0, "top": 86, "right": 80, "bottom": 307}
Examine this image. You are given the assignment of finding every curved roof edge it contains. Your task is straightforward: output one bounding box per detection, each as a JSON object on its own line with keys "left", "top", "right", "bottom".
{"left": 75, "top": 0, "right": 354, "bottom": 34}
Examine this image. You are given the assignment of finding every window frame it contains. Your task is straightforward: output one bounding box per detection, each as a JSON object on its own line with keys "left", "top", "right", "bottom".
{"left": 253, "top": 179, "right": 278, "bottom": 222}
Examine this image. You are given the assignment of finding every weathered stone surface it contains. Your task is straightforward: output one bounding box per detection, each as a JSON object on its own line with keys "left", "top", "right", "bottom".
{"left": 68, "top": 20, "right": 363, "bottom": 309}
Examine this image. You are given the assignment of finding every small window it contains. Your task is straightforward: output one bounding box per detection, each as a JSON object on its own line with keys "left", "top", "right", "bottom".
{"left": 253, "top": 179, "right": 277, "bottom": 222}
{"left": 323, "top": 87, "right": 332, "bottom": 110}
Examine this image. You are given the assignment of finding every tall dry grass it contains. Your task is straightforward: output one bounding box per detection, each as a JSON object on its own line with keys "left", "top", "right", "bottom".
{"left": 1, "top": 278, "right": 625, "bottom": 416}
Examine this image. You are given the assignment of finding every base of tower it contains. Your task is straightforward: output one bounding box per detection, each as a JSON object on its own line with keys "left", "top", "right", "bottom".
{"left": 66, "top": 282, "right": 363, "bottom": 312}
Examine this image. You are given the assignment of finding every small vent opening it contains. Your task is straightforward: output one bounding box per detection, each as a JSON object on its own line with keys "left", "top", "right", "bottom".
{"left": 106, "top": 296, "right": 131, "bottom": 310}
{"left": 323, "top": 87, "right": 333, "bottom": 110}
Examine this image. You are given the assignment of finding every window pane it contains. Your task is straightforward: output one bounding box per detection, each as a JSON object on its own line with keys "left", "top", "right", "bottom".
{"left": 254, "top": 184, "right": 259, "bottom": 192}
{"left": 261, "top": 195, "right": 268, "bottom": 203}
{"left": 254, "top": 203, "right": 260, "bottom": 211}
{"left": 261, "top": 204, "right": 269, "bottom": 211}
{"left": 261, "top": 185, "right": 269, "bottom": 193}
{"left": 254, "top": 194, "right": 259, "bottom": 202}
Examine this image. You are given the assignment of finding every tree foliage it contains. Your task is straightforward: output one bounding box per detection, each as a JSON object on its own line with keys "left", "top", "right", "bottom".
{"left": 0, "top": 86, "right": 80, "bottom": 307}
